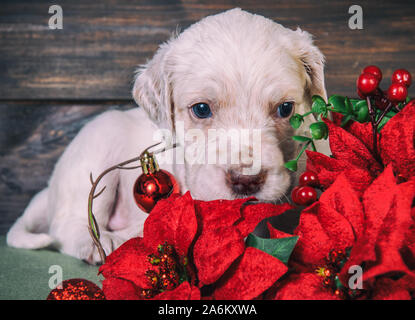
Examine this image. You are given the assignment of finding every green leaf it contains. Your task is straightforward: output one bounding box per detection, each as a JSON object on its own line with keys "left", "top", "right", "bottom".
{"left": 311, "top": 95, "right": 327, "bottom": 114}
{"left": 284, "top": 160, "right": 298, "bottom": 172}
{"left": 349, "top": 98, "right": 361, "bottom": 111}
{"left": 289, "top": 114, "right": 304, "bottom": 129}
{"left": 354, "top": 100, "right": 369, "bottom": 123}
{"left": 246, "top": 233, "right": 299, "bottom": 265}
{"left": 345, "top": 97, "right": 353, "bottom": 113}
{"left": 377, "top": 116, "right": 392, "bottom": 132}
{"left": 292, "top": 135, "right": 312, "bottom": 142}
{"left": 340, "top": 114, "right": 353, "bottom": 127}
{"left": 328, "top": 95, "right": 347, "bottom": 113}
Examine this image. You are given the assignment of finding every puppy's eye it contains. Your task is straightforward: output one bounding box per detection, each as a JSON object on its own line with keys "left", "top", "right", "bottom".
{"left": 276, "top": 102, "right": 294, "bottom": 118}
{"left": 191, "top": 103, "right": 212, "bottom": 119}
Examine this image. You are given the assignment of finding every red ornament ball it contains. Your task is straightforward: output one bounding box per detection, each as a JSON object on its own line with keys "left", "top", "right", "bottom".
{"left": 47, "top": 278, "right": 105, "bottom": 300}
{"left": 387, "top": 83, "right": 408, "bottom": 103}
{"left": 299, "top": 171, "right": 319, "bottom": 187}
{"left": 133, "top": 169, "right": 179, "bottom": 213}
{"left": 363, "top": 65, "right": 382, "bottom": 81}
{"left": 391, "top": 69, "right": 412, "bottom": 87}
{"left": 291, "top": 186, "right": 317, "bottom": 206}
{"left": 357, "top": 73, "right": 379, "bottom": 96}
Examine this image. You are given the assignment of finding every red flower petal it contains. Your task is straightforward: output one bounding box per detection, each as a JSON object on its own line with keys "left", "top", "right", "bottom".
{"left": 371, "top": 278, "right": 411, "bottom": 300}
{"left": 271, "top": 273, "right": 339, "bottom": 300}
{"left": 237, "top": 202, "right": 293, "bottom": 238}
{"left": 143, "top": 191, "right": 198, "bottom": 257}
{"left": 318, "top": 174, "right": 364, "bottom": 239}
{"left": 99, "top": 237, "right": 153, "bottom": 289}
{"left": 102, "top": 278, "right": 141, "bottom": 300}
{"left": 323, "top": 118, "right": 383, "bottom": 175}
{"left": 193, "top": 226, "right": 245, "bottom": 286}
{"left": 213, "top": 247, "right": 288, "bottom": 300}
{"left": 267, "top": 222, "right": 293, "bottom": 239}
{"left": 293, "top": 203, "right": 333, "bottom": 267}
{"left": 152, "top": 281, "right": 201, "bottom": 300}
{"left": 306, "top": 150, "right": 373, "bottom": 195}
{"left": 194, "top": 197, "right": 253, "bottom": 230}
{"left": 340, "top": 166, "right": 414, "bottom": 282}
{"left": 345, "top": 121, "right": 375, "bottom": 154}
{"left": 293, "top": 174, "right": 362, "bottom": 267}
{"left": 380, "top": 100, "right": 415, "bottom": 180}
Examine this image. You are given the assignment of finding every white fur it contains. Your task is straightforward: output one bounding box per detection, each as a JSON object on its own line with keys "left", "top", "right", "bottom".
{"left": 7, "top": 8, "right": 327, "bottom": 264}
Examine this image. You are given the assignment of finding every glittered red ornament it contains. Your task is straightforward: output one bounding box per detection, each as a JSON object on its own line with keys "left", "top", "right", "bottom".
{"left": 133, "top": 151, "right": 179, "bottom": 213}
{"left": 47, "top": 278, "right": 105, "bottom": 300}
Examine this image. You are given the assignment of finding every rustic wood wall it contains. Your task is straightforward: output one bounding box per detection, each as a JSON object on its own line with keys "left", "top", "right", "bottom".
{"left": 1, "top": 0, "right": 414, "bottom": 234}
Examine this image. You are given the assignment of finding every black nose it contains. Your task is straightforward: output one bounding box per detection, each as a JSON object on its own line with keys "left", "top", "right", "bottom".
{"left": 226, "top": 169, "right": 267, "bottom": 195}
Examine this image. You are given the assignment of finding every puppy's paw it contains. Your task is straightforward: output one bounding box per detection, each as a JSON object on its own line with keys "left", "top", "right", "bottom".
{"left": 78, "top": 231, "right": 125, "bottom": 265}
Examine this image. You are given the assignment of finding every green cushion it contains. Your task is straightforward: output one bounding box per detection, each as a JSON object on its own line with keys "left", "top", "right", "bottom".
{"left": 0, "top": 236, "right": 101, "bottom": 300}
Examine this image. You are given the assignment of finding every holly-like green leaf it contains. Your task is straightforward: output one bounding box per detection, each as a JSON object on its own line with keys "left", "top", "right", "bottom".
{"left": 328, "top": 95, "right": 347, "bottom": 113}
{"left": 246, "top": 233, "right": 299, "bottom": 265}
{"left": 311, "top": 95, "right": 327, "bottom": 114}
{"left": 291, "top": 135, "right": 312, "bottom": 142}
{"left": 284, "top": 160, "right": 298, "bottom": 172}
{"left": 289, "top": 114, "right": 303, "bottom": 129}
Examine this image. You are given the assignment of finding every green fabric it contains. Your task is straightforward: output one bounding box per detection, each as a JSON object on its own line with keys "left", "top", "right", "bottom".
{"left": 0, "top": 236, "right": 101, "bottom": 300}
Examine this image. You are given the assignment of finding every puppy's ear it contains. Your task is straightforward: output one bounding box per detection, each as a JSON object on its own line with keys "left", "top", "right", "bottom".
{"left": 291, "top": 28, "right": 327, "bottom": 101}
{"left": 290, "top": 29, "right": 331, "bottom": 159}
{"left": 132, "top": 43, "right": 173, "bottom": 127}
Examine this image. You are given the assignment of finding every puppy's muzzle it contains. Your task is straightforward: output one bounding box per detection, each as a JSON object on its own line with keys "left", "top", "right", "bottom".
{"left": 226, "top": 169, "right": 267, "bottom": 196}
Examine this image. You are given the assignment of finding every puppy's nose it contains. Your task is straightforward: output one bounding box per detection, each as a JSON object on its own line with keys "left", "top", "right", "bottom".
{"left": 226, "top": 169, "right": 267, "bottom": 195}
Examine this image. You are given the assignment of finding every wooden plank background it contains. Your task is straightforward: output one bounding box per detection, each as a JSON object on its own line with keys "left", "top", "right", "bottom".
{"left": 0, "top": 0, "right": 415, "bottom": 233}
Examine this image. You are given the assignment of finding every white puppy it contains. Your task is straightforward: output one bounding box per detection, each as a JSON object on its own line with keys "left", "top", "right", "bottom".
{"left": 7, "top": 8, "right": 327, "bottom": 264}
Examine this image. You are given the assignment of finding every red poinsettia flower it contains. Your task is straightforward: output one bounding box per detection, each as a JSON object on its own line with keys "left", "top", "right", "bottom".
{"left": 306, "top": 100, "right": 415, "bottom": 196}
{"left": 99, "top": 191, "right": 293, "bottom": 300}
{"left": 268, "top": 166, "right": 415, "bottom": 300}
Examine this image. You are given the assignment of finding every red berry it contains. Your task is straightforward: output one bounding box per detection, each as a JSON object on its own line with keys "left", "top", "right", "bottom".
{"left": 363, "top": 65, "right": 382, "bottom": 82}
{"left": 392, "top": 69, "right": 412, "bottom": 88}
{"left": 357, "top": 73, "right": 379, "bottom": 95}
{"left": 291, "top": 186, "right": 302, "bottom": 204}
{"left": 299, "top": 171, "right": 319, "bottom": 187}
{"left": 292, "top": 186, "right": 317, "bottom": 206}
{"left": 387, "top": 83, "right": 408, "bottom": 103}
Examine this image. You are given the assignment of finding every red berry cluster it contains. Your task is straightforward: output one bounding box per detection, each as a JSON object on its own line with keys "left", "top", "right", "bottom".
{"left": 141, "top": 242, "right": 188, "bottom": 299}
{"left": 357, "top": 66, "right": 412, "bottom": 109}
{"left": 291, "top": 171, "right": 319, "bottom": 206}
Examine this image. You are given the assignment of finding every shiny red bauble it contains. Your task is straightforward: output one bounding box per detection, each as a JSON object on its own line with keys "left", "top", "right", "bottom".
{"left": 391, "top": 69, "right": 412, "bottom": 88}
{"left": 299, "top": 171, "right": 319, "bottom": 187}
{"left": 363, "top": 65, "right": 382, "bottom": 81}
{"left": 133, "top": 169, "right": 179, "bottom": 213}
{"left": 387, "top": 83, "right": 408, "bottom": 103}
{"left": 356, "top": 73, "right": 379, "bottom": 96}
{"left": 291, "top": 186, "right": 317, "bottom": 206}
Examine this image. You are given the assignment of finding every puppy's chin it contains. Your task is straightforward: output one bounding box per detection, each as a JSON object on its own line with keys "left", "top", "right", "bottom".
{"left": 184, "top": 165, "right": 292, "bottom": 203}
